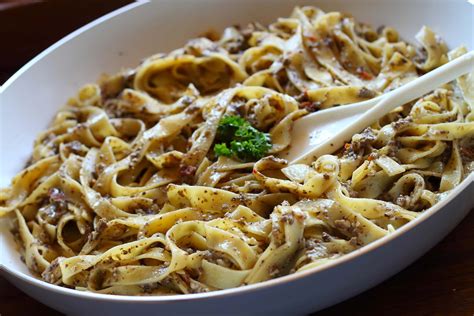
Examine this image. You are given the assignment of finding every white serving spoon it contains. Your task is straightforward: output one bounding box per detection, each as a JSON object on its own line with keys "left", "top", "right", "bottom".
{"left": 285, "top": 50, "right": 474, "bottom": 165}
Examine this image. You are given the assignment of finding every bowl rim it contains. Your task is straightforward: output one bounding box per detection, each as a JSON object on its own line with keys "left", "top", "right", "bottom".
{"left": 1, "top": 0, "right": 473, "bottom": 304}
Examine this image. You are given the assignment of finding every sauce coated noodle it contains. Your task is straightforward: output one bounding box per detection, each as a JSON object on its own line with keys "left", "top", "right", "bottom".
{"left": 1, "top": 6, "right": 472, "bottom": 295}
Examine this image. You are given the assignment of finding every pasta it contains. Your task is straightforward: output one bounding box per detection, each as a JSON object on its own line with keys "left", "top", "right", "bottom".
{"left": 1, "top": 6, "right": 472, "bottom": 296}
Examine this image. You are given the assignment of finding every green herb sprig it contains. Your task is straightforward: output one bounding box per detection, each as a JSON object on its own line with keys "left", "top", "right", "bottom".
{"left": 214, "top": 115, "right": 272, "bottom": 162}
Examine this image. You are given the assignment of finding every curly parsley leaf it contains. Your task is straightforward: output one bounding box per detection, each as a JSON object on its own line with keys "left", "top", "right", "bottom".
{"left": 214, "top": 143, "right": 232, "bottom": 157}
{"left": 216, "top": 115, "right": 248, "bottom": 143}
{"left": 214, "top": 115, "right": 272, "bottom": 162}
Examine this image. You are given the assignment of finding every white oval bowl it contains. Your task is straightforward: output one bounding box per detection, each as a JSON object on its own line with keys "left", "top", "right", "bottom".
{"left": 1, "top": 1, "right": 473, "bottom": 314}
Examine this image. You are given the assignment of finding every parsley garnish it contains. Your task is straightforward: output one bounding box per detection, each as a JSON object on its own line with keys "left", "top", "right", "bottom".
{"left": 214, "top": 115, "right": 272, "bottom": 162}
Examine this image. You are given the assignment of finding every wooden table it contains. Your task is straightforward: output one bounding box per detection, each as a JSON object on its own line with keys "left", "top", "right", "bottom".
{"left": 1, "top": 1, "right": 473, "bottom": 315}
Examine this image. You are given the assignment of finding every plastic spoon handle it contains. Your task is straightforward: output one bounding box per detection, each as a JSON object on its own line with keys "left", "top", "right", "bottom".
{"left": 292, "top": 50, "right": 474, "bottom": 164}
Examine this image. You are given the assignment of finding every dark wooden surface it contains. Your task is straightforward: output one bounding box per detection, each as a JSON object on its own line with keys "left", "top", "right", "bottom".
{"left": 0, "top": 1, "right": 473, "bottom": 315}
